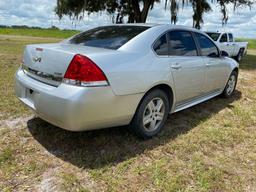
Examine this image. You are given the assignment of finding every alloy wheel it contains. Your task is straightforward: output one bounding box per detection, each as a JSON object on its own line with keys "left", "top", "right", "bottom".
{"left": 226, "top": 75, "right": 236, "bottom": 95}
{"left": 143, "top": 97, "right": 165, "bottom": 132}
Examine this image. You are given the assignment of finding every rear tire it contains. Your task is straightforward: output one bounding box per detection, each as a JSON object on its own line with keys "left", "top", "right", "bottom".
{"left": 235, "top": 48, "right": 244, "bottom": 62}
{"left": 221, "top": 71, "right": 238, "bottom": 98}
{"left": 130, "top": 89, "right": 169, "bottom": 139}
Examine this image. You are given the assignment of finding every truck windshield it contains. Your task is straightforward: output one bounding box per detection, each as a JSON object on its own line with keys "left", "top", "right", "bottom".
{"left": 68, "top": 26, "right": 150, "bottom": 50}
{"left": 206, "top": 32, "right": 221, "bottom": 41}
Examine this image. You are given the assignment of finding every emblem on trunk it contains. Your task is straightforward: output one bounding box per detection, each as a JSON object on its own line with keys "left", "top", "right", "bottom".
{"left": 33, "top": 57, "right": 42, "bottom": 63}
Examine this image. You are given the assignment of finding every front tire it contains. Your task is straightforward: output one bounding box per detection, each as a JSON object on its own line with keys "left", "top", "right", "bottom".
{"left": 130, "top": 89, "right": 169, "bottom": 139}
{"left": 222, "top": 71, "right": 238, "bottom": 98}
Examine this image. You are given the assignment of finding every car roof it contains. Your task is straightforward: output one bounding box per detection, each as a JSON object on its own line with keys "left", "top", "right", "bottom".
{"left": 152, "top": 24, "right": 207, "bottom": 35}
{"left": 99, "top": 23, "right": 207, "bottom": 33}
{"left": 102, "top": 23, "right": 196, "bottom": 29}
{"left": 81, "top": 23, "right": 212, "bottom": 36}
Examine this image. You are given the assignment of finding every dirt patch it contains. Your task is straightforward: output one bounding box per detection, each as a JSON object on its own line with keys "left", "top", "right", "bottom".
{"left": 75, "top": 171, "right": 103, "bottom": 192}
{"left": 0, "top": 115, "right": 34, "bottom": 129}
{"left": 36, "top": 166, "right": 103, "bottom": 192}
{"left": 37, "top": 168, "right": 61, "bottom": 192}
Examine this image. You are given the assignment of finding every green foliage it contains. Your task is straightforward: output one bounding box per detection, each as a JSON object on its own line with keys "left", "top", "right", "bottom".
{"left": 55, "top": 0, "right": 254, "bottom": 29}
{"left": 0, "top": 148, "right": 13, "bottom": 164}
{"left": 56, "top": 0, "right": 160, "bottom": 23}
{"left": 237, "top": 38, "right": 256, "bottom": 49}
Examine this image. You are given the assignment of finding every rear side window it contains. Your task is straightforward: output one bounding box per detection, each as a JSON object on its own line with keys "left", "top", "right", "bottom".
{"left": 195, "top": 33, "right": 219, "bottom": 57}
{"left": 206, "top": 32, "right": 220, "bottom": 41}
{"left": 168, "top": 31, "right": 197, "bottom": 56}
{"left": 228, "top": 33, "right": 234, "bottom": 42}
{"left": 220, "top": 34, "right": 228, "bottom": 42}
{"left": 153, "top": 34, "right": 168, "bottom": 56}
{"left": 69, "top": 26, "right": 150, "bottom": 50}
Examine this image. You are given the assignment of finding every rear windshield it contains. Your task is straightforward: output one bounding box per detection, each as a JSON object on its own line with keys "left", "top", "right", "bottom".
{"left": 69, "top": 26, "right": 150, "bottom": 50}
{"left": 206, "top": 32, "right": 221, "bottom": 41}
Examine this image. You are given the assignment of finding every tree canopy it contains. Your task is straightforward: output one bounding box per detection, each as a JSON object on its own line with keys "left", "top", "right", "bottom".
{"left": 55, "top": 0, "right": 254, "bottom": 29}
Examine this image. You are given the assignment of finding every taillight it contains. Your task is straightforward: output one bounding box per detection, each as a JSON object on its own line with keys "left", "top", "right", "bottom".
{"left": 63, "top": 54, "right": 109, "bottom": 87}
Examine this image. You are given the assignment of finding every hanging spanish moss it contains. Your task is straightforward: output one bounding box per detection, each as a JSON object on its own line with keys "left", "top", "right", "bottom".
{"left": 55, "top": 0, "right": 254, "bottom": 28}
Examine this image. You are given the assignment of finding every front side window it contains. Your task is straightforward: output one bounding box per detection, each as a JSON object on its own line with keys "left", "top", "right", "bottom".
{"left": 153, "top": 34, "right": 168, "bottom": 56}
{"left": 69, "top": 26, "right": 150, "bottom": 50}
{"left": 167, "top": 30, "right": 198, "bottom": 56}
{"left": 228, "top": 33, "right": 234, "bottom": 42}
{"left": 195, "top": 33, "right": 219, "bottom": 57}
{"left": 220, "top": 33, "right": 228, "bottom": 43}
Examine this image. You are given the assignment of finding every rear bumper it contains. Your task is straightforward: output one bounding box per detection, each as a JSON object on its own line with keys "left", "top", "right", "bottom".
{"left": 15, "top": 68, "right": 143, "bottom": 131}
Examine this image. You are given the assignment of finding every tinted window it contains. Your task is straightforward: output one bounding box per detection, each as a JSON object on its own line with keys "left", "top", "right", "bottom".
{"left": 220, "top": 33, "right": 228, "bottom": 42}
{"left": 228, "top": 33, "right": 234, "bottom": 42}
{"left": 153, "top": 34, "right": 168, "bottom": 55}
{"left": 168, "top": 31, "right": 197, "bottom": 56}
{"left": 195, "top": 33, "right": 219, "bottom": 57}
{"left": 69, "top": 26, "right": 150, "bottom": 50}
{"left": 206, "top": 32, "right": 220, "bottom": 41}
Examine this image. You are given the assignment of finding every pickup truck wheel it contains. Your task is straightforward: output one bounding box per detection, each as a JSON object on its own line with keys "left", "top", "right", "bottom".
{"left": 221, "top": 71, "right": 238, "bottom": 98}
{"left": 235, "top": 48, "right": 244, "bottom": 62}
{"left": 130, "top": 89, "right": 169, "bottom": 139}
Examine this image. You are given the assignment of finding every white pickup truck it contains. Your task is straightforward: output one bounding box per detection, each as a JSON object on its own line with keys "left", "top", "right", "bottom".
{"left": 206, "top": 32, "right": 248, "bottom": 62}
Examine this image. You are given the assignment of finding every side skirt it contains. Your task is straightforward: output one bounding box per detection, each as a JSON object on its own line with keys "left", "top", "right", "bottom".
{"left": 173, "top": 89, "right": 222, "bottom": 113}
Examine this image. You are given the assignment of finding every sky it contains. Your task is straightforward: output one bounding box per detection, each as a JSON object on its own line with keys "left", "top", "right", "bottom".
{"left": 0, "top": 0, "right": 255, "bottom": 38}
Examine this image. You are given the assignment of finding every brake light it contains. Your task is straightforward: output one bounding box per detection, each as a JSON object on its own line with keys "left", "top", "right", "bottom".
{"left": 63, "top": 54, "right": 108, "bottom": 87}
{"left": 36, "top": 48, "right": 43, "bottom": 51}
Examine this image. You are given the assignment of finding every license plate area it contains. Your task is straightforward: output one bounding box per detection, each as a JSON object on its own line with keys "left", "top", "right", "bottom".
{"left": 26, "top": 88, "right": 35, "bottom": 103}
{"left": 19, "top": 87, "right": 36, "bottom": 110}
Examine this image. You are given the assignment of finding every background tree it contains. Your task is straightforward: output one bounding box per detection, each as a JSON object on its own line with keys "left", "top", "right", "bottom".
{"left": 169, "top": 0, "right": 255, "bottom": 28}
{"left": 55, "top": 0, "right": 255, "bottom": 29}
{"left": 55, "top": 0, "right": 160, "bottom": 23}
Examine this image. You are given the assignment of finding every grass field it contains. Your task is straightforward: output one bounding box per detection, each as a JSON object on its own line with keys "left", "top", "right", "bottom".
{"left": 0, "top": 33, "right": 256, "bottom": 192}
{"left": 237, "top": 38, "right": 256, "bottom": 49}
{"left": 0, "top": 28, "right": 79, "bottom": 39}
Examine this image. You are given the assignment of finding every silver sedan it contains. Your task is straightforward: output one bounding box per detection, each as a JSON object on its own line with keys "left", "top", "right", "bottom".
{"left": 15, "top": 24, "right": 239, "bottom": 138}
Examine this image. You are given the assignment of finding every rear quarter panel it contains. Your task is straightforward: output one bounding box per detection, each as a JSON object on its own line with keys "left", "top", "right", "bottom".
{"left": 90, "top": 51, "right": 174, "bottom": 96}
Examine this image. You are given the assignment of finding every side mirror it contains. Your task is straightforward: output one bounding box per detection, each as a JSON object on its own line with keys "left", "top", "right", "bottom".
{"left": 220, "top": 51, "right": 229, "bottom": 57}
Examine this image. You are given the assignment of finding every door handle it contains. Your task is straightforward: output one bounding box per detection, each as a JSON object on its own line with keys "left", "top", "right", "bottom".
{"left": 206, "top": 63, "right": 211, "bottom": 67}
{"left": 171, "top": 64, "right": 182, "bottom": 70}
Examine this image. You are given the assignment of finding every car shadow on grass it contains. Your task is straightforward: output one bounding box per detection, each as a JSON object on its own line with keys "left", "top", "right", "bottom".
{"left": 27, "top": 91, "right": 241, "bottom": 169}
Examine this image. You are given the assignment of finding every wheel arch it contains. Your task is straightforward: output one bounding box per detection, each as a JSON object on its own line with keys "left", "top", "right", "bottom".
{"left": 233, "top": 67, "right": 239, "bottom": 74}
{"left": 137, "top": 83, "right": 175, "bottom": 114}
{"left": 227, "top": 57, "right": 239, "bottom": 75}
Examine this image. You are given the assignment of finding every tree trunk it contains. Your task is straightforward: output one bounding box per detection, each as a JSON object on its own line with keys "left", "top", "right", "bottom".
{"left": 128, "top": 0, "right": 154, "bottom": 23}
{"left": 141, "top": 0, "right": 154, "bottom": 23}
{"left": 130, "top": 0, "right": 142, "bottom": 22}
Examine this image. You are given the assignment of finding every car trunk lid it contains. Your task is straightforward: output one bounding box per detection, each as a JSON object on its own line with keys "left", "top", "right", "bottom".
{"left": 23, "top": 43, "right": 114, "bottom": 86}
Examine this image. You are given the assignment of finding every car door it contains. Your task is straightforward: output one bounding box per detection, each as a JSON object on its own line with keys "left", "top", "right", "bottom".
{"left": 194, "top": 32, "right": 228, "bottom": 93}
{"left": 219, "top": 33, "right": 233, "bottom": 56}
{"left": 228, "top": 33, "right": 238, "bottom": 56}
{"left": 167, "top": 30, "right": 206, "bottom": 105}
